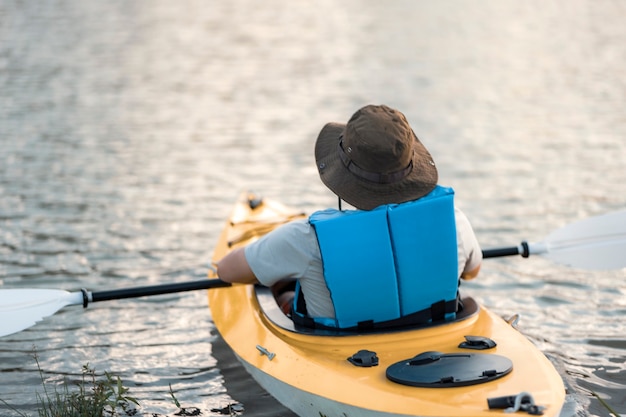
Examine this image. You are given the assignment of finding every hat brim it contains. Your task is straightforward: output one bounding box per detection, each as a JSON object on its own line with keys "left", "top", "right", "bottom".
{"left": 315, "top": 122, "right": 438, "bottom": 210}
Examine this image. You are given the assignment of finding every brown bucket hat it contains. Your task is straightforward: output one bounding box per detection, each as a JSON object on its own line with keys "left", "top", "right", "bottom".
{"left": 315, "top": 104, "right": 438, "bottom": 210}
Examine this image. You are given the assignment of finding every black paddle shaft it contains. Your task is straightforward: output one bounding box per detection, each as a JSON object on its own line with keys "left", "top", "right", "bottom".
{"left": 85, "top": 241, "right": 529, "bottom": 306}
{"left": 88, "top": 279, "right": 231, "bottom": 304}
{"left": 482, "top": 241, "right": 530, "bottom": 259}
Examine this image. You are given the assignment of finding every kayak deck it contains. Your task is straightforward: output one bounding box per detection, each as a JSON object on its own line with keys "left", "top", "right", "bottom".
{"left": 208, "top": 192, "right": 566, "bottom": 417}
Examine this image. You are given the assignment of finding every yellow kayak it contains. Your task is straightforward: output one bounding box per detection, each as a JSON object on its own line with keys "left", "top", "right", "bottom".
{"left": 208, "top": 193, "right": 566, "bottom": 417}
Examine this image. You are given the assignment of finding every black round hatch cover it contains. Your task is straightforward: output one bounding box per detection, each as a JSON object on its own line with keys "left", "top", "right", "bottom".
{"left": 386, "top": 351, "right": 513, "bottom": 388}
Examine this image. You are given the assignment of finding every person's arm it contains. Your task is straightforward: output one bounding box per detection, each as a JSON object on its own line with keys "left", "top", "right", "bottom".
{"left": 455, "top": 208, "right": 482, "bottom": 281}
{"left": 216, "top": 247, "right": 259, "bottom": 284}
{"left": 461, "top": 263, "right": 481, "bottom": 280}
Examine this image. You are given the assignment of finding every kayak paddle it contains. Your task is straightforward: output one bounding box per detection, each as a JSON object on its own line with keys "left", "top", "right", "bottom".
{"left": 0, "top": 279, "right": 231, "bottom": 338}
{"left": 482, "top": 209, "right": 626, "bottom": 270}
{"left": 1, "top": 209, "right": 624, "bottom": 338}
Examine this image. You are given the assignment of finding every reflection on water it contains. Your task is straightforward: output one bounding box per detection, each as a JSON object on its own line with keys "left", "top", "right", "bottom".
{"left": 1, "top": 1, "right": 626, "bottom": 416}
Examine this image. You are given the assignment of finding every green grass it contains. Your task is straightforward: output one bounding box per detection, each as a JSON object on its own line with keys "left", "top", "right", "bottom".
{"left": 1, "top": 353, "right": 138, "bottom": 417}
{"left": 1, "top": 351, "right": 243, "bottom": 417}
{"left": 35, "top": 365, "right": 139, "bottom": 417}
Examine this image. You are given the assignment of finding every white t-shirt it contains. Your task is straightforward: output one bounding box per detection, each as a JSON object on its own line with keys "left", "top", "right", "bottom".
{"left": 245, "top": 208, "right": 482, "bottom": 319}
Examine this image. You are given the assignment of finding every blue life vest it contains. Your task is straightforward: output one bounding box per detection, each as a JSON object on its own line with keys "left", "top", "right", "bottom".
{"left": 294, "top": 186, "right": 459, "bottom": 330}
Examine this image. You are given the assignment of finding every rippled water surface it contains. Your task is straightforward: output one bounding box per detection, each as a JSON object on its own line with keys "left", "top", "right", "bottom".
{"left": 1, "top": 1, "right": 625, "bottom": 416}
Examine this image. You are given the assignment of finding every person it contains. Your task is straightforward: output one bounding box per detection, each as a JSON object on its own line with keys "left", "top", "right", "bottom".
{"left": 217, "top": 104, "right": 482, "bottom": 329}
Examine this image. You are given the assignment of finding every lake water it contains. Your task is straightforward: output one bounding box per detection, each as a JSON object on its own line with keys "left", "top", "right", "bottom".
{"left": 1, "top": 1, "right": 625, "bottom": 416}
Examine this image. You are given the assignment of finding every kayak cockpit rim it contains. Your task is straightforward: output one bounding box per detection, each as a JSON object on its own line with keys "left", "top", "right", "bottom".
{"left": 254, "top": 285, "right": 480, "bottom": 336}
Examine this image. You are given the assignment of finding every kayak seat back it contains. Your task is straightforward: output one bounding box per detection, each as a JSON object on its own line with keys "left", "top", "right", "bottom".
{"left": 256, "top": 285, "right": 479, "bottom": 336}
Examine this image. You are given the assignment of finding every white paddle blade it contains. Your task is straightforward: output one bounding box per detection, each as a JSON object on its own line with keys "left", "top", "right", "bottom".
{"left": 543, "top": 210, "right": 626, "bottom": 270}
{"left": 0, "top": 289, "right": 83, "bottom": 337}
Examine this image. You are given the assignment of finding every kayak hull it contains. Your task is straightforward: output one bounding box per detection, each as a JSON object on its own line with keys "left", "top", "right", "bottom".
{"left": 208, "top": 193, "right": 566, "bottom": 417}
{"left": 239, "top": 357, "right": 442, "bottom": 417}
